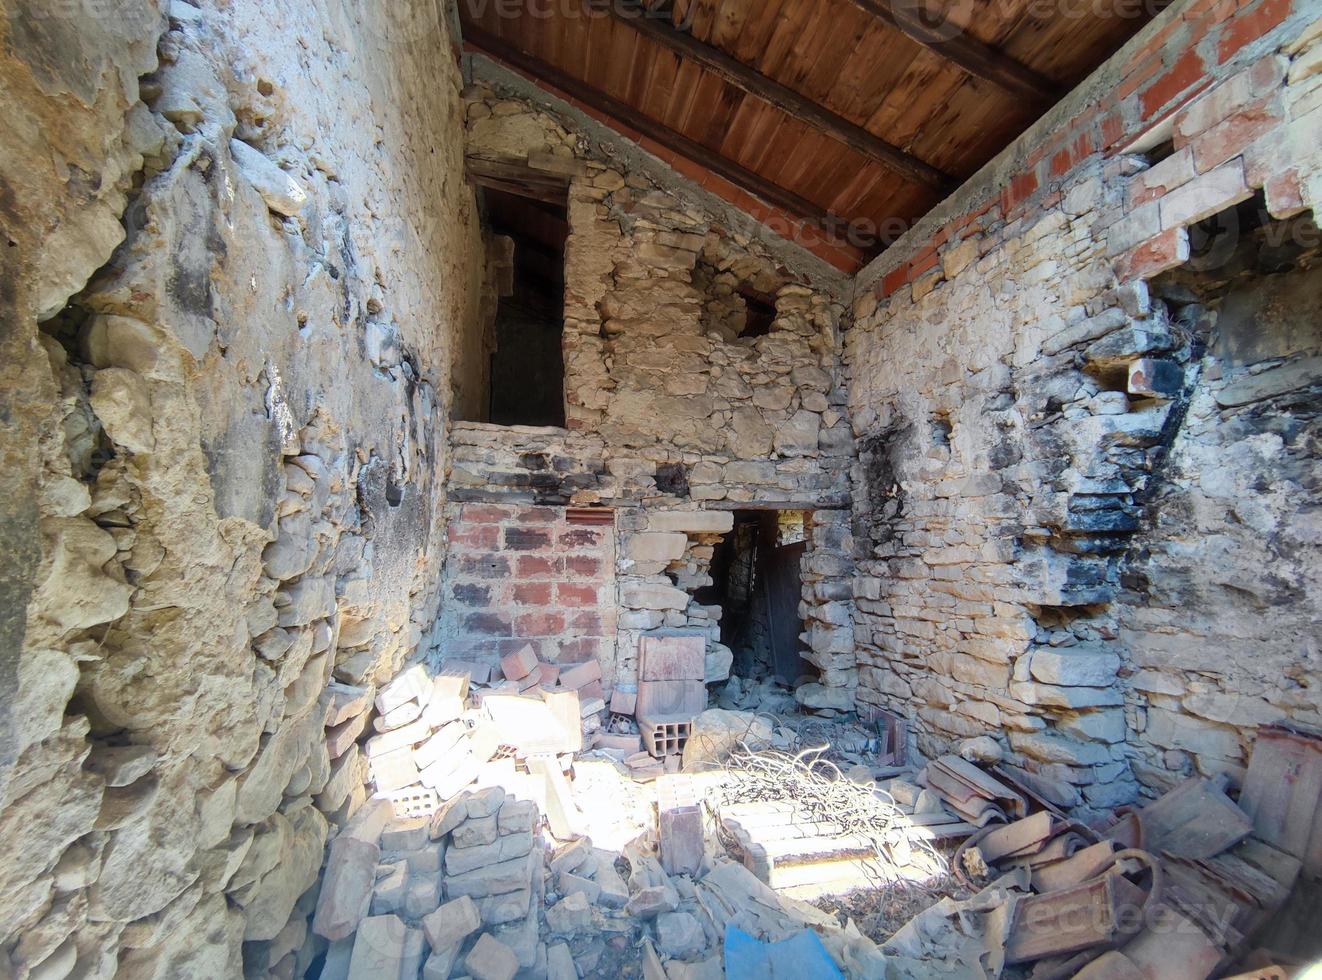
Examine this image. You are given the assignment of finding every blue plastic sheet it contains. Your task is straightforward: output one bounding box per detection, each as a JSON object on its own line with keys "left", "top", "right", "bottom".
{"left": 723, "top": 926, "right": 845, "bottom": 980}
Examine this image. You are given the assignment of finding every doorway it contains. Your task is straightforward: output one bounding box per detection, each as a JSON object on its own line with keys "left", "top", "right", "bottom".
{"left": 698, "top": 510, "right": 816, "bottom": 697}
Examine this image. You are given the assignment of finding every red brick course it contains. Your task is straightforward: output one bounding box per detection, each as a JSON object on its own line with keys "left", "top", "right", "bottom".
{"left": 868, "top": 0, "right": 1310, "bottom": 303}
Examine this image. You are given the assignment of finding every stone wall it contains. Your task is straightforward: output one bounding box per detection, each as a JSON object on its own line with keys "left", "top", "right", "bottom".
{"left": 463, "top": 74, "right": 854, "bottom": 479}
{"left": 446, "top": 76, "right": 863, "bottom": 708}
{"left": 0, "top": 0, "right": 482, "bottom": 975}
{"left": 845, "top": 0, "right": 1321, "bottom": 814}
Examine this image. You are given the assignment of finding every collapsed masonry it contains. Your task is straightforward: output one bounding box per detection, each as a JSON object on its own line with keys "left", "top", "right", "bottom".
{"left": 1, "top": 0, "right": 1320, "bottom": 977}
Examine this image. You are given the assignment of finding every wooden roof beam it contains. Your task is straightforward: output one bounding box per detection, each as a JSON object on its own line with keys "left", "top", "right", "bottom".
{"left": 844, "top": 0, "right": 1061, "bottom": 107}
{"left": 463, "top": 25, "right": 879, "bottom": 255}
{"left": 593, "top": 0, "right": 953, "bottom": 191}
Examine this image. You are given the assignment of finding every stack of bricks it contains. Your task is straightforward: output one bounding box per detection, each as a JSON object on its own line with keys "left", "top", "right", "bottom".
{"left": 635, "top": 635, "right": 707, "bottom": 761}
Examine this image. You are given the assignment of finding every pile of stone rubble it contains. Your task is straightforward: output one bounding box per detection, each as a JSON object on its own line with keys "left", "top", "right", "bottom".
{"left": 304, "top": 649, "right": 1321, "bottom": 979}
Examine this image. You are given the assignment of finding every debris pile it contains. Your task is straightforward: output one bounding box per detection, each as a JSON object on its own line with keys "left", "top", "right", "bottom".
{"left": 887, "top": 726, "right": 1322, "bottom": 979}
{"left": 308, "top": 780, "right": 888, "bottom": 979}
{"left": 715, "top": 747, "right": 947, "bottom": 897}
{"left": 312, "top": 645, "right": 1321, "bottom": 979}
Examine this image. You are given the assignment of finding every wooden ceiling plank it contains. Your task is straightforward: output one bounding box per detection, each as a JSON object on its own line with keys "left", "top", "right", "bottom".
{"left": 592, "top": 0, "right": 952, "bottom": 190}
{"left": 464, "top": 24, "right": 867, "bottom": 246}
{"left": 841, "top": 0, "right": 1060, "bottom": 108}
{"left": 730, "top": 0, "right": 788, "bottom": 65}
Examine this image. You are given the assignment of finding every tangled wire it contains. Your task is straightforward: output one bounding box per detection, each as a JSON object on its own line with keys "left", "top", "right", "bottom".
{"left": 715, "top": 743, "right": 949, "bottom": 887}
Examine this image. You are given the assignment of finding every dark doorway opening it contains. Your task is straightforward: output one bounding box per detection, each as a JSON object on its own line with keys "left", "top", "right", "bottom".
{"left": 698, "top": 510, "right": 816, "bottom": 697}
{"left": 484, "top": 186, "right": 567, "bottom": 427}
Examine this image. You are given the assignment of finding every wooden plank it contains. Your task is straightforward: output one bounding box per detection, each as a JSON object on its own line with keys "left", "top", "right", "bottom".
{"left": 462, "top": 25, "right": 873, "bottom": 251}
{"left": 841, "top": 0, "right": 1061, "bottom": 108}
{"left": 592, "top": 0, "right": 951, "bottom": 190}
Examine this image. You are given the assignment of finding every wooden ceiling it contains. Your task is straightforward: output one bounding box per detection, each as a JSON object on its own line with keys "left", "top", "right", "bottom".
{"left": 459, "top": 0, "right": 1158, "bottom": 271}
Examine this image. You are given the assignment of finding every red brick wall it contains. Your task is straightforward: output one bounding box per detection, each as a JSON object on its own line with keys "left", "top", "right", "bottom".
{"left": 865, "top": 0, "right": 1315, "bottom": 300}
{"left": 436, "top": 503, "right": 618, "bottom": 674}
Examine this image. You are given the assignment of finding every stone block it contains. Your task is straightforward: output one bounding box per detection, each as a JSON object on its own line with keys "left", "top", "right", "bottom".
{"left": 421, "top": 894, "right": 483, "bottom": 952}
{"left": 421, "top": 692, "right": 464, "bottom": 729}
{"left": 546, "top": 942, "right": 577, "bottom": 980}
{"left": 374, "top": 701, "right": 422, "bottom": 733}
{"left": 497, "top": 799, "right": 539, "bottom": 835}
{"left": 413, "top": 722, "right": 467, "bottom": 770}
{"left": 445, "top": 849, "right": 538, "bottom": 900}
{"left": 453, "top": 814, "right": 500, "bottom": 849}
{"left": 627, "top": 532, "right": 688, "bottom": 562}
{"left": 594, "top": 859, "right": 630, "bottom": 909}
{"left": 656, "top": 911, "right": 705, "bottom": 958}
{"left": 1058, "top": 709, "right": 1128, "bottom": 744}
{"left": 624, "top": 884, "right": 678, "bottom": 919}
{"left": 647, "top": 510, "right": 734, "bottom": 534}
{"left": 466, "top": 786, "right": 508, "bottom": 819}
{"left": 659, "top": 804, "right": 703, "bottom": 877}
{"left": 366, "top": 719, "right": 432, "bottom": 759}
{"left": 369, "top": 747, "right": 420, "bottom": 793}
{"left": 422, "top": 948, "right": 460, "bottom": 980}
{"left": 621, "top": 582, "right": 689, "bottom": 611}
{"left": 557, "top": 870, "right": 600, "bottom": 903}
{"left": 557, "top": 660, "right": 602, "bottom": 690}
{"left": 465, "top": 934, "right": 520, "bottom": 980}
{"left": 549, "top": 837, "right": 592, "bottom": 875}
{"left": 476, "top": 887, "right": 533, "bottom": 926}
{"left": 1158, "top": 158, "right": 1251, "bottom": 230}
{"left": 404, "top": 872, "right": 444, "bottom": 919}
{"left": 1027, "top": 647, "right": 1121, "bottom": 687}
{"left": 529, "top": 757, "right": 587, "bottom": 840}
{"left": 445, "top": 830, "right": 534, "bottom": 876}
{"left": 545, "top": 892, "right": 591, "bottom": 935}
{"left": 638, "top": 634, "right": 706, "bottom": 681}
{"left": 371, "top": 861, "right": 409, "bottom": 915}
{"left": 379, "top": 818, "right": 429, "bottom": 853}
{"left": 325, "top": 683, "right": 374, "bottom": 727}
{"left": 543, "top": 689, "right": 584, "bottom": 754}
{"left": 610, "top": 689, "right": 637, "bottom": 715}
{"left": 343, "top": 799, "right": 394, "bottom": 845}
{"left": 1010, "top": 681, "right": 1123, "bottom": 709}
{"left": 346, "top": 915, "right": 425, "bottom": 980}
{"left": 636, "top": 679, "right": 705, "bottom": 719}
{"left": 1008, "top": 731, "right": 1114, "bottom": 767}
{"left": 312, "top": 836, "right": 380, "bottom": 940}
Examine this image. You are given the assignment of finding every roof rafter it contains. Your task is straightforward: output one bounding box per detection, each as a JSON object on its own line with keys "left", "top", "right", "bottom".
{"left": 844, "top": 0, "right": 1061, "bottom": 107}
{"left": 593, "top": 0, "right": 954, "bottom": 191}
{"left": 463, "top": 24, "right": 877, "bottom": 256}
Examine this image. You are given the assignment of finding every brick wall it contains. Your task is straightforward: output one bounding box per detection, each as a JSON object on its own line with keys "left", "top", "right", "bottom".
{"left": 432, "top": 503, "right": 618, "bottom": 678}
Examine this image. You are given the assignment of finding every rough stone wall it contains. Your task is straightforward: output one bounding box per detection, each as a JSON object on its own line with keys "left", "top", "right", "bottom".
{"left": 463, "top": 78, "right": 853, "bottom": 479}
{"left": 846, "top": 0, "right": 1321, "bottom": 814}
{"left": 446, "top": 76, "right": 863, "bottom": 708}
{"left": 0, "top": 0, "right": 481, "bottom": 975}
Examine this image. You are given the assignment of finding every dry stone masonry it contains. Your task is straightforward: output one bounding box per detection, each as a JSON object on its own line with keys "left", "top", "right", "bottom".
{"left": 848, "top": 0, "right": 1322, "bottom": 815}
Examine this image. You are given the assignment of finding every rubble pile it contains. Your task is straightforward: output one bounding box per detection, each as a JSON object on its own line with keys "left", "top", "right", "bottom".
{"left": 883, "top": 726, "right": 1322, "bottom": 979}
{"left": 307, "top": 637, "right": 1321, "bottom": 980}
